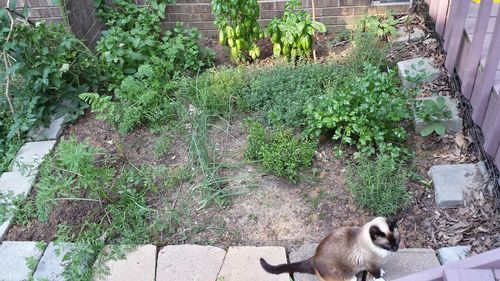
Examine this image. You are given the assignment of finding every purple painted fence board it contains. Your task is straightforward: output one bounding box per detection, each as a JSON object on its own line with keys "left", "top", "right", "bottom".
{"left": 394, "top": 248, "right": 500, "bottom": 281}
{"left": 430, "top": 0, "right": 439, "bottom": 21}
{"left": 467, "top": 2, "right": 499, "bottom": 17}
{"left": 443, "top": 269, "right": 496, "bottom": 281}
{"left": 444, "top": 0, "right": 460, "bottom": 49}
{"left": 461, "top": 1, "right": 492, "bottom": 99}
{"left": 445, "top": 0, "right": 470, "bottom": 71}
{"left": 496, "top": 145, "right": 500, "bottom": 167}
{"left": 483, "top": 93, "right": 500, "bottom": 156}
{"left": 471, "top": 11, "right": 500, "bottom": 125}
{"left": 436, "top": 0, "right": 450, "bottom": 35}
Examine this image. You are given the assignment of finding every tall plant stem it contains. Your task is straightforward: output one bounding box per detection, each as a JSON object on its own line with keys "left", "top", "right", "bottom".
{"left": 311, "top": 0, "right": 317, "bottom": 61}
{"left": 2, "top": 3, "right": 19, "bottom": 138}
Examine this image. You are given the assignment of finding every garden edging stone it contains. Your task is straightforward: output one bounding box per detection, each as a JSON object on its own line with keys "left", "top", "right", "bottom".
{"left": 397, "top": 57, "right": 441, "bottom": 88}
{"left": 0, "top": 241, "right": 46, "bottom": 280}
{"left": 413, "top": 96, "right": 462, "bottom": 134}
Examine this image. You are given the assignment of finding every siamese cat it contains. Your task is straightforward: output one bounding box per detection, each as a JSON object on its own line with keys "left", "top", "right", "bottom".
{"left": 260, "top": 217, "right": 400, "bottom": 281}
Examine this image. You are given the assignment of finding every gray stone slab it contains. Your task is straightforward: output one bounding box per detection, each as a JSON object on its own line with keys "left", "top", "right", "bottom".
{"left": 429, "top": 163, "right": 487, "bottom": 208}
{"left": 33, "top": 242, "right": 74, "bottom": 281}
{"left": 393, "top": 27, "right": 425, "bottom": 43}
{"left": 95, "top": 245, "right": 156, "bottom": 281}
{"left": 0, "top": 172, "right": 35, "bottom": 198}
{"left": 0, "top": 241, "right": 45, "bottom": 281}
{"left": 290, "top": 243, "right": 318, "bottom": 281}
{"left": 12, "top": 141, "right": 56, "bottom": 176}
{"left": 28, "top": 116, "right": 66, "bottom": 141}
{"left": 384, "top": 248, "right": 440, "bottom": 280}
{"left": 0, "top": 218, "right": 12, "bottom": 242}
{"left": 157, "top": 244, "right": 225, "bottom": 281}
{"left": 436, "top": 245, "right": 471, "bottom": 265}
{"left": 398, "top": 57, "right": 441, "bottom": 88}
{"left": 217, "top": 246, "right": 288, "bottom": 281}
{"left": 414, "top": 96, "right": 462, "bottom": 134}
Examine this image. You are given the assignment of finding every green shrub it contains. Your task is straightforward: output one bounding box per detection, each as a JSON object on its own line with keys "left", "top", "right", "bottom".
{"left": 245, "top": 120, "right": 316, "bottom": 182}
{"left": 244, "top": 63, "right": 342, "bottom": 127}
{"left": 305, "top": 63, "right": 410, "bottom": 157}
{"left": 346, "top": 155, "right": 410, "bottom": 216}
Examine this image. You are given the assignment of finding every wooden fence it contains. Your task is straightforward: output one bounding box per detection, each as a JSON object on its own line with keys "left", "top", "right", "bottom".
{"left": 427, "top": 0, "right": 500, "bottom": 167}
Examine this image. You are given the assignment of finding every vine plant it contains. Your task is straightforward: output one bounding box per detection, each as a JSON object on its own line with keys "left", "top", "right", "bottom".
{"left": 211, "top": 0, "right": 263, "bottom": 62}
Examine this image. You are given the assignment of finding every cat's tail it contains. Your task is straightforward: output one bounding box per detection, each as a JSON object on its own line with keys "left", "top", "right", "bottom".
{"left": 260, "top": 257, "right": 315, "bottom": 275}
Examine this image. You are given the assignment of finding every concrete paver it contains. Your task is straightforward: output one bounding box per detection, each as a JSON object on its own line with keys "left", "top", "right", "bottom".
{"left": 290, "top": 243, "right": 319, "bottom": 281}
{"left": 0, "top": 217, "right": 12, "bottom": 242}
{"left": 394, "top": 27, "right": 425, "bottom": 43}
{"left": 414, "top": 96, "right": 462, "bottom": 134}
{"left": 0, "top": 171, "right": 35, "bottom": 198}
{"left": 95, "top": 245, "right": 156, "bottom": 281}
{"left": 429, "top": 163, "right": 487, "bottom": 208}
{"left": 217, "top": 246, "right": 289, "bottom": 281}
{"left": 436, "top": 245, "right": 471, "bottom": 264}
{"left": 12, "top": 141, "right": 56, "bottom": 176}
{"left": 33, "top": 242, "right": 74, "bottom": 281}
{"left": 0, "top": 241, "right": 45, "bottom": 281}
{"left": 28, "top": 116, "right": 66, "bottom": 141}
{"left": 397, "top": 57, "right": 440, "bottom": 88}
{"left": 384, "top": 248, "right": 440, "bottom": 280}
{"left": 157, "top": 244, "right": 225, "bottom": 281}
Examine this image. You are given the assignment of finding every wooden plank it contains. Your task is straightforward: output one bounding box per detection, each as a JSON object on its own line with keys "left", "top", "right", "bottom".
{"left": 466, "top": 18, "right": 496, "bottom": 40}
{"left": 481, "top": 90, "right": 500, "bottom": 156}
{"left": 461, "top": 0, "right": 492, "bottom": 99}
{"left": 430, "top": 0, "right": 439, "bottom": 21}
{"left": 444, "top": 0, "right": 460, "bottom": 49}
{"left": 444, "top": 269, "right": 496, "bottom": 281}
{"left": 436, "top": 0, "right": 450, "bottom": 36}
{"left": 471, "top": 11, "right": 500, "bottom": 125}
{"left": 496, "top": 144, "right": 500, "bottom": 169}
{"left": 445, "top": 0, "right": 470, "bottom": 71}
{"left": 467, "top": 2, "right": 499, "bottom": 18}
{"left": 393, "top": 248, "right": 500, "bottom": 281}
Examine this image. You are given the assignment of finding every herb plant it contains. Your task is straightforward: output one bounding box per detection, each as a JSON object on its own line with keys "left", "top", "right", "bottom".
{"left": 416, "top": 97, "right": 452, "bottom": 136}
{"left": 305, "top": 63, "right": 410, "bottom": 157}
{"left": 245, "top": 120, "right": 316, "bottom": 182}
{"left": 346, "top": 155, "right": 410, "bottom": 216}
{"left": 267, "top": 0, "right": 326, "bottom": 60}
{"left": 211, "top": 0, "right": 263, "bottom": 62}
{"left": 357, "top": 13, "right": 399, "bottom": 41}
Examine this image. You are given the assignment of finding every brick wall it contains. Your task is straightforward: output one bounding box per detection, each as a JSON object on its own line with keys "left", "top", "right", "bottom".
{"left": 0, "top": 0, "right": 63, "bottom": 23}
{"left": 2, "top": 0, "right": 409, "bottom": 46}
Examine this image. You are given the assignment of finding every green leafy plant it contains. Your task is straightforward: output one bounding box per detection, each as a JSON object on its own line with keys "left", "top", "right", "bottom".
{"left": 416, "top": 97, "right": 452, "bottom": 136}
{"left": 244, "top": 63, "right": 340, "bottom": 127}
{"left": 267, "top": 0, "right": 326, "bottom": 60}
{"left": 245, "top": 120, "right": 316, "bottom": 182}
{"left": 346, "top": 155, "right": 410, "bottom": 216}
{"left": 357, "top": 13, "right": 399, "bottom": 41}
{"left": 305, "top": 63, "right": 410, "bottom": 158}
{"left": 211, "top": 0, "right": 263, "bottom": 62}
{"left": 346, "top": 30, "right": 389, "bottom": 71}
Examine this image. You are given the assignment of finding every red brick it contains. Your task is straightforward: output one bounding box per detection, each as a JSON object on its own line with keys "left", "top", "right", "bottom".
{"left": 168, "top": 13, "right": 201, "bottom": 22}
{"left": 316, "top": 0, "right": 340, "bottom": 7}
{"left": 258, "top": 1, "right": 275, "bottom": 11}
{"left": 261, "top": 10, "right": 284, "bottom": 19}
{"left": 339, "top": 0, "right": 370, "bottom": 6}
{"left": 199, "top": 13, "right": 214, "bottom": 21}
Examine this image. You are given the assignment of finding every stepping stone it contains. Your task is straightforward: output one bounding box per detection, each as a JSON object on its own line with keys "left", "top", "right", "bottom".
{"left": 33, "top": 242, "right": 75, "bottom": 281}
{"left": 156, "top": 244, "right": 225, "bottom": 281}
{"left": 384, "top": 248, "right": 440, "bottom": 280}
{"left": 414, "top": 96, "right": 462, "bottom": 134}
{"left": 217, "top": 246, "right": 288, "bottom": 281}
{"left": 397, "top": 57, "right": 441, "bottom": 88}
{"left": 28, "top": 115, "right": 66, "bottom": 141}
{"left": 0, "top": 171, "right": 35, "bottom": 198}
{"left": 436, "top": 245, "right": 471, "bottom": 264}
{"left": 429, "top": 162, "right": 487, "bottom": 208}
{"left": 0, "top": 217, "right": 12, "bottom": 242}
{"left": 290, "top": 243, "right": 318, "bottom": 281}
{"left": 0, "top": 241, "right": 45, "bottom": 281}
{"left": 95, "top": 245, "right": 156, "bottom": 281}
{"left": 12, "top": 140, "right": 56, "bottom": 176}
{"left": 393, "top": 27, "right": 425, "bottom": 43}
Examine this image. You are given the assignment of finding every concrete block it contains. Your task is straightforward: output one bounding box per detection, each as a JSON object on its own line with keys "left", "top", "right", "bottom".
{"left": 384, "top": 248, "right": 440, "bottom": 280}
{"left": 217, "top": 246, "right": 288, "bottom": 281}
{"left": 95, "top": 245, "right": 156, "bottom": 281}
{"left": 28, "top": 115, "right": 66, "bottom": 141}
{"left": 0, "top": 241, "right": 45, "bottom": 281}
{"left": 157, "top": 244, "right": 225, "bottom": 281}
{"left": 429, "top": 163, "right": 487, "bottom": 208}
{"left": 436, "top": 246, "right": 471, "bottom": 264}
{"left": 414, "top": 96, "right": 462, "bottom": 134}
{"left": 33, "top": 242, "right": 75, "bottom": 281}
{"left": 0, "top": 217, "right": 12, "bottom": 242}
{"left": 0, "top": 171, "right": 35, "bottom": 198}
{"left": 397, "top": 57, "right": 440, "bottom": 88}
{"left": 393, "top": 27, "right": 425, "bottom": 43}
{"left": 290, "top": 243, "right": 318, "bottom": 281}
{"left": 12, "top": 140, "right": 56, "bottom": 176}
